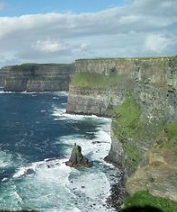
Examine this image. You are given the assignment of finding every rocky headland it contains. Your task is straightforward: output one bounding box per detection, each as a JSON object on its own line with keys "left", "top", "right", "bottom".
{"left": 66, "top": 56, "right": 177, "bottom": 210}
{"left": 1, "top": 63, "right": 74, "bottom": 92}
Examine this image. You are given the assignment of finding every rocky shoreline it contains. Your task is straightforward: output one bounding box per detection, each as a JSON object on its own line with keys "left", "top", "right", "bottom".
{"left": 106, "top": 174, "right": 127, "bottom": 211}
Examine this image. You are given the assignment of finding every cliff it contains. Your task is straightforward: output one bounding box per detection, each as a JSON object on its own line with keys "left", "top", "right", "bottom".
{"left": 0, "top": 66, "right": 10, "bottom": 87}
{"left": 4, "top": 63, "right": 75, "bottom": 92}
{"left": 66, "top": 56, "right": 177, "bottom": 207}
{"left": 66, "top": 58, "right": 135, "bottom": 116}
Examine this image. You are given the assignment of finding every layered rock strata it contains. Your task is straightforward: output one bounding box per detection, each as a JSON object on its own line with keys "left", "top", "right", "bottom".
{"left": 4, "top": 63, "right": 74, "bottom": 92}
{"left": 0, "top": 66, "right": 10, "bottom": 87}
{"left": 66, "top": 56, "right": 177, "bottom": 202}
{"left": 66, "top": 58, "right": 136, "bottom": 116}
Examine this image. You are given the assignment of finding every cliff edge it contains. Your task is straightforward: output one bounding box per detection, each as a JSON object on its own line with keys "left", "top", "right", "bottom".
{"left": 66, "top": 56, "right": 177, "bottom": 207}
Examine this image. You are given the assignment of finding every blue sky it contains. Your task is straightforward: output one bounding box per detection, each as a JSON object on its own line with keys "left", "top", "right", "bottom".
{"left": 0, "top": 0, "right": 176, "bottom": 67}
{"left": 1, "top": 0, "right": 125, "bottom": 16}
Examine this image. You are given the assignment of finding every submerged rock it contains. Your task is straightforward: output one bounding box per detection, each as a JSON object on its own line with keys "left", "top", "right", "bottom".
{"left": 65, "top": 143, "right": 92, "bottom": 168}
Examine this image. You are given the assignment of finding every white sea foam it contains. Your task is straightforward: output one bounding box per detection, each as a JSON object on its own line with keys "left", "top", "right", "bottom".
{"left": 52, "top": 106, "right": 111, "bottom": 122}
{"left": 13, "top": 158, "right": 66, "bottom": 178}
{"left": 12, "top": 155, "right": 116, "bottom": 212}
{"left": 58, "top": 119, "right": 111, "bottom": 162}
{"left": 55, "top": 91, "right": 68, "bottom": 96}
{"left": 13, "top": 167, "right": 27, "bottom": 178}
{"left": 12, "top": 158, "right": 78, "bottom": 210}
{"left": 0, "top": 91, "right": 13, "bottom": 94}
{"left": 58, "top": 113, "right": 108, "bottom": 121}
{"left": 2, "top": 177, "right": 8, "bottom": 182}
{"left": 2, "top": 105, "right": 117, "bottom": 212}
{"left": 0, "top": 150, "right": 12, "bottom": 168}
{"left": 49, "top": 117, "right": 116, "bottom": 212}
{"left": 67, "top": 170, "right": 113, "bottom": 212}
{"left": 11, "top": 119, "right": 115, "bottom": 212}
{"left": 52, "top": 106, "right": 66, "bottom": 118}
{"left": 0, "top": 91, "right": 68, "bottom": 96}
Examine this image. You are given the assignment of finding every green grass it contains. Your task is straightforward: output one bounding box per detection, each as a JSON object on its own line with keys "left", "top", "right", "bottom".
{"left": 114, "top": 97, "right": 141, "bottom": 128}
{"left": 166, "top": 121, "right": 177, "bottom": 139}
{"left": 158, "top": 121, "right": 177, "bottom": 151}
{"left": 113, "top": 97, "right": 142, "bottom": 140}
{"left": 112, "top": 97, "right": 143, "bottom": 172}
{"left": 123, "top": 143, "right": 143, "bottom": 169}
{"left": 76, "top": 56, "right": 177, "bottom": 62}
{"left": 166, "top": 121, "right": 177, "bottom": 149}
{"left": 124, "top": 190, "right": 177, "bottom": 212}
{"left": 71, "top": 72, "right": 127, "bottom": 88}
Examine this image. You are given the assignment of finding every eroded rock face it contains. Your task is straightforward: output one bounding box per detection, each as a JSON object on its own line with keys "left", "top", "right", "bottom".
{"left": 65, "top": 143, "right": 92, "bottom": 168}
{"left": 66, "top": 57, "right": 177, "bottom": 203}
{"left": 126, "top": 146, "right": 177, "bottom": 202}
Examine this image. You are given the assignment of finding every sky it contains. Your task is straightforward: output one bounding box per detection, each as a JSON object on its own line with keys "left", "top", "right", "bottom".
{"left": 0, "top": 0, "right": 177, "bottom": 67}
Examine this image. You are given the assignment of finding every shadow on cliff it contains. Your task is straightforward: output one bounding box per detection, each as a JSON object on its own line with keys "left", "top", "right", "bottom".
{"left": 120, "top": 206, "right": 164, "bottom": 212}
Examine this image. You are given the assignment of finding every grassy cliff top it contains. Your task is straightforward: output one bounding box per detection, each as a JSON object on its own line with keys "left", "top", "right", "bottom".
{"left": 10, "top": 63, "right": 73, "bottom": 70}
{"left": 71, "top": 72, "right": 123, "bottom": 87}
{"left": 76, "top": 56, "right": 177, "bottom": 62}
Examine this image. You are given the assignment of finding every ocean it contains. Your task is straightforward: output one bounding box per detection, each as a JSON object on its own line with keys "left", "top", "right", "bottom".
{"left": 0, "top": 91, "right": 121, "bottom": 212}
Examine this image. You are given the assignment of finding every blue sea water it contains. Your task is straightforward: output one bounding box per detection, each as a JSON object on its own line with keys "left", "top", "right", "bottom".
{"left": 0, "top": 91, "right": 121, "bottom": 212}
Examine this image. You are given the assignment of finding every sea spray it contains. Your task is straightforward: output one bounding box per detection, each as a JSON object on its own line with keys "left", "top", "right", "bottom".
{"left": 0, "top": 92, "right": 120, "bottom": 212}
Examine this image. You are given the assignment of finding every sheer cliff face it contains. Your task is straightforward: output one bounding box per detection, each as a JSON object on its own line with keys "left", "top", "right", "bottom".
{"left": 67, "top": 57, "right": 176, "bottom": 120}
{"left": 0, "top": 66, "right": 10, "bottom": 87}
{"left": 4, "top": 64, "right": 75, "bottom": 92}
{"left": 66, "top": 59, "right": 136, "bottom": 116}
{"left": 67, "top": 57, "right": 177, "bottom": 202}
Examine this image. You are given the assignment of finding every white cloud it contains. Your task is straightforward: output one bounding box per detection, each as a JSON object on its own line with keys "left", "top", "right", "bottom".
{"left": 119, "top": 15, "right": 142, "bottom": 24}
{"left": 0, "top": 0, "right": 177, "bottom": 67}
{"left": 145, "top": 33, "right": 175, "bottom": 53}
{"left": 33, "top": 40, "right": 69, "bottom": 53}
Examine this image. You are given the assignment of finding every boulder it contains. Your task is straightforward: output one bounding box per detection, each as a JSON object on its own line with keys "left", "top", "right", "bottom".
{"left": 65, "top": 143, "right": 92, "bottom": 168}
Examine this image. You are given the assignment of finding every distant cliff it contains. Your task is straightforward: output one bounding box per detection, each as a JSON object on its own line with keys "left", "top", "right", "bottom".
{"left": 66, "top": 56, "right": 177, "bottom": 204}
{"left": 0, "top": 66, "right": 10, "bottom": 87}
{"left": 4, "top": 63, "right": 74, "bottom": 92}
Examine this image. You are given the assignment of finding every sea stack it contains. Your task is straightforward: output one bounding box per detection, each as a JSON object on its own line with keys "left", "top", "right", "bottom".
{"left": 65, "top": 143, "right": 92, "bottom": 168}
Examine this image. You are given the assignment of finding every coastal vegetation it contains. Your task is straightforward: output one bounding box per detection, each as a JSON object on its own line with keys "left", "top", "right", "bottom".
{"left": 112, "top": 97, "right": 143, "bottom": 172}
{"left": 164, "top": 121, "right": 177, "bottom": 149}
{"left": 124, "top": 190, "right": 177, "bottom": 212}
{"left": 156, "top": 121, "right": 177, "bottom": 152}
{"left": 9, "top": 63, "right": 72, "bottom": 79}
{"left": 71, "top": 72, "right": 120, "bottom": 87}
{"left": 10, "top": 63, "right": 69, "bottom": 72}
{"left": 113, "top": 97, "right": 141, "bottom": 141}
{"left": 76, "top": 56, "right": 175, "bottom": 62}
